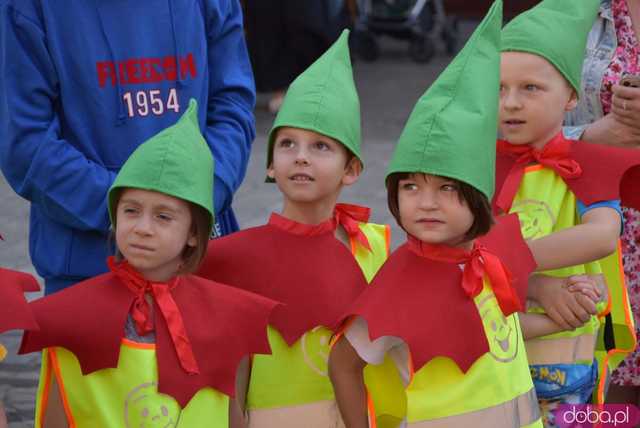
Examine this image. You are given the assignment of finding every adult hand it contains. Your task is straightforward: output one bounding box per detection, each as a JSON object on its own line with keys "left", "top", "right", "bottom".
{"left": 611, "top": 84, "right": 640, "bottom": 133}
{"left": 582, "top": 111, "right": 640, "bottom": 149}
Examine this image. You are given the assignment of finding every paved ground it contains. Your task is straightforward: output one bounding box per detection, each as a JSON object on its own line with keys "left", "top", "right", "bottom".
{"left": 0, "top": 22, "right": 476, "bottom": 426}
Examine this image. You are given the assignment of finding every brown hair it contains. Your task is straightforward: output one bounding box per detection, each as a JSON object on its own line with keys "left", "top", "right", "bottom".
{"left": 386, "top": 172, "right": 494, "bottom": 242}
{"left": 179, "top": 202, "right": 211, "bottom": 274}
{"left": 111, "top": 189, "right": 211, "bottom": 275}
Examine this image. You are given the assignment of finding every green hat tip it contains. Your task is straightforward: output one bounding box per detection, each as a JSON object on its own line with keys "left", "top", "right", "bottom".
{"left": 385, "top": 0, "right": 502, "bottom": 199}
{"left": 500, "top": 0, "right": 600, "bottom": 93}
{"left": 181, "top": 98, "right": 199, "bottom": 127}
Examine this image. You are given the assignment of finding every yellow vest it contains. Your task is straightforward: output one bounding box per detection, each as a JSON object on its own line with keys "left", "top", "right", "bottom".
{"left": 247, "top": 223, "right": 391, "bottom": 410}
{"left": 34, "top": 339, "right": 228, "bottom": 427}
{"left": 511, "top": 165, "right": 636, "bottom": 403}
{"left": 403, "top": 280, "right": 542, "bottom": 427}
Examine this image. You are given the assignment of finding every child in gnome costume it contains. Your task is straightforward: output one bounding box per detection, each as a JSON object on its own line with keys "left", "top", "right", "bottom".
{"left": 18, "top": 100, "right": 279, "bottom": 428}
{"left": 328, "top": 2, "right": 546, "bottom": 427}
{"left": 197, "top": 30, "right": 392, "bottom": 428}
{"left": 497, "top": 0, "right": 640, "bottom": 419}
{"left": 0, "top": 235, "right": 40, "bottom": 428}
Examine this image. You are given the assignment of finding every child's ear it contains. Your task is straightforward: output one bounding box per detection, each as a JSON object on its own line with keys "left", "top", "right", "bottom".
{"left": 565, "top": 90, "right": 578, "bottom": 112}
{"left": 342, "top": 158, "right": 363, "bottom": 186}
{"left": 187, "top": 233, "right": 197, "bottom": 248}
{"left": 266, "top": 163, "right": 276, "bottom": 180}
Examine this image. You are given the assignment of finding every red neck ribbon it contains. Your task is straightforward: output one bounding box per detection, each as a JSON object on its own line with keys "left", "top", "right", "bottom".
{"left": 496, "top": 133, "right": 582, "bottom": 213}
{"left": 407, "top": 236, "right": 522, "bottom": 317}
{"left": 107, "top": 257, "right": 200, "bottom": 375}
{"left": 333, "top": 203, "right": 372, "bottom": 251}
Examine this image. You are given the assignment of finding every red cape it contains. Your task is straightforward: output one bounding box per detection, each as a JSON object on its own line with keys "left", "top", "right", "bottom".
{"left": 0, "top": 267, "right": 40, "bottom": 333}
{"left": 342, "top": 214, "right": 535, "bottom": 373}
{"left": 19, "top": 272, "right": 278, "bottom": 406}
{"left": 495, "top": 137, "right": 640, "bottom": 213}
{"left": 198, "top": 222, "right": 369, "bottom": 345}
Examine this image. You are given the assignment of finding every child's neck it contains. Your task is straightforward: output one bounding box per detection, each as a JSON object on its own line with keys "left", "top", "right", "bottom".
{"left": 135, "top": 263, "right": 180, "bottom": 283}
{"left": 524, "top": 126, "right": 563, "bottom": 151}
{"left": 420, "top": 237, "right": 474, "bottom": 252}
{"left": 449, "top": 238, "right": 474, "bottom": 252}
{"left": 280, "top": 199, "right": 337, "bottom": 225}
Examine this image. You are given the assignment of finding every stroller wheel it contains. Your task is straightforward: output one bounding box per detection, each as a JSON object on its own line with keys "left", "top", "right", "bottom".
{"left": 352, "top": 30, "right": 380, "bottom": 62}
{"left": 442, "top": 17, "right": 459, "bottom": 55}
{"left": 408, "top": 36, "right": 435, "bottom": 63}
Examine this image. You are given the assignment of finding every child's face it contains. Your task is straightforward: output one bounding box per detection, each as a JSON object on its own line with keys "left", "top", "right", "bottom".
{"left": 499, "top": 52, "right": 577, "bottom": 150}
{"left": 115, "top": 188, "right": 197, "bottom": 281}
{"left": 267, "top": 127, "right": 361, "bottom": 207}
{"left": 398, "top": 174, "right": 474, "bottom": 247}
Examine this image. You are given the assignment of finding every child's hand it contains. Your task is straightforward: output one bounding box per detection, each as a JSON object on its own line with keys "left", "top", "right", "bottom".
{"left": 528, "top": 274, "right": 596, "bottom": 330}
{"left": 565, "top": 275, "right": 602, "bottom": 303}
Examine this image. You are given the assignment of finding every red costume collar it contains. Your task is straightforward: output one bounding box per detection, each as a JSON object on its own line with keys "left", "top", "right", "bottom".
{"left": 108, "top": 258, "right": 199, "bottom": 375}
{"left": 495, "top": 133, "right": 582, "bottom": 212}
{"left": 406, "top": 236, "right": 522, "bottom": 317}
{"left": 268, "top": 203, "right": 373, "bottom": 250}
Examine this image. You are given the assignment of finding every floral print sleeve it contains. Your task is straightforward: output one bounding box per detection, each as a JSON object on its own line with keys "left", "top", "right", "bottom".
{"left": 600, "top": 0, "right": 640, "bottom": 114}
{"left": 599, "top": 0, "right": 640, "bottom": 387}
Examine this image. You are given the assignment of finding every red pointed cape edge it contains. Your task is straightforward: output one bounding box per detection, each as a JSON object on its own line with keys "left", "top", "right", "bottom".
{"left": 19, "top": 272, "right": 279, "bottom": 407}
{"left": 0, "top": 267, "right": 40, "bottom": 333}
{"left": 198, "top": 223, "right": 369, "bottom": 345}
{"left": 341, "top": 214, "right": 536, "bottom": 373}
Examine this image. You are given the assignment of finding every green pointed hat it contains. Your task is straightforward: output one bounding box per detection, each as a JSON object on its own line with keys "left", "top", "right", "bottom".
{"left": 501, "top": 0, "right": 600, "bottom": 93}
{"left": 266, "top": 29, "right": 361, "bottom": 181}
{"left": 108, "top": 99, "right": 214, "bottom": 233}
{"left": 386, "top": 0, "right": 502, "bottom": 199}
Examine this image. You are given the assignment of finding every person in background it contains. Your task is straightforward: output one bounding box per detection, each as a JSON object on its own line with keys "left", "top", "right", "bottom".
{"left": 0, "top": 0, "right": 256, "bottom": 296}
{"left": 563, "top": 0, "right": 640, "bottom": 406}
{"left": 243, "top": 0, "right": 349, "bottom": 113}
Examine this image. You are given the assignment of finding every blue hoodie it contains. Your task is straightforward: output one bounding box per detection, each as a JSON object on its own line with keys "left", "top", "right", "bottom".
{"left": 0, "top": 0, "right": 255, "bottom": 293}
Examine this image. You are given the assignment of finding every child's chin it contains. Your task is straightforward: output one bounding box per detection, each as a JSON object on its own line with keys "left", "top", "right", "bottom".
{"left": 503, "top": 137, "right": 531, "bottom": 146}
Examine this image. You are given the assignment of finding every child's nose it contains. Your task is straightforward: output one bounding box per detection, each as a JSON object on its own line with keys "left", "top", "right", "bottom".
{"left": 294, "top": 147, "right": 310, "bottom": 165}
{"left": 418, "top": 191, "right": 439, "bottom": 209}
{"left": 133, "top": 215, "right": 153, "bottom": 235}
{"left": 502, "top": 90, "right": 522, "bottom": 110}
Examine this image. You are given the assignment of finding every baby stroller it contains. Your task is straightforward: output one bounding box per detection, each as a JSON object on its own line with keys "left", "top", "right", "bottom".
{"left": 352, "top": 0, "right": 458, "bottom": 63}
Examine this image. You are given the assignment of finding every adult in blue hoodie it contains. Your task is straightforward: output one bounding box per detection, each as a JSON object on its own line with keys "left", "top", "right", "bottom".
{"left": 0, "top": 0, "right": 256, "bottom": 294}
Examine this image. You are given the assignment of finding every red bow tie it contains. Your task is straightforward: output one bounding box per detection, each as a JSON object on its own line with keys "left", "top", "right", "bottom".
{"left": 496, "top": 134, "right": 582, "bottom": 213}
{"left": 408, "top": 236, "right": 522, "bottom": 317}
{"left": 108, "top": 257, "right": 199, "bottom": 375}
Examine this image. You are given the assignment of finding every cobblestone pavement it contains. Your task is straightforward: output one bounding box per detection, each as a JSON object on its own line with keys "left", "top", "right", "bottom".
{"left": 0, "top": 24, "right": 474, "bottom": 427}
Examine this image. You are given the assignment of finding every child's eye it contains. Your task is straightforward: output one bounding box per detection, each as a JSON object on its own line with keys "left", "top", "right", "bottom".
{"left": 278, "top": 138, "right": 294, "bottom": 148}
{"left": 525, "top": 84, "right": 539, "bottom": 91}
{"left": 400, "top": 182, "right": 418, "bottom": 191}
{"left": 441, "top": 184, "right": 458, "bottom": 192}
{"left": 156, "top": 213, "right": 173, "bottom": 222}
{"left": 123, "top": 207, "right": 138, "bottom": 214}
{"left": 314, "top": 141, "right": 330, "bottom": 151}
